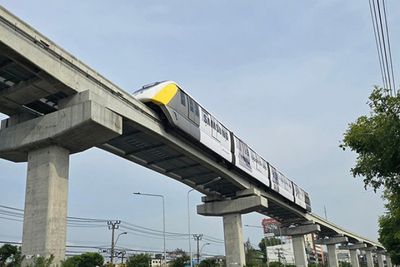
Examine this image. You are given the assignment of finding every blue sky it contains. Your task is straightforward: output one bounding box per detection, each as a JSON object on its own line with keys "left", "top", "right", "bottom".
{"left": 0, "top": 0, "right": 399, "bottom": 257}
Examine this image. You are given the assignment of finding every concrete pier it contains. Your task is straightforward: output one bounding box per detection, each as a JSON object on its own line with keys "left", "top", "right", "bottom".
{"left": 365, "top": 249, "right": 374, "bottom": 267}
{"left": 22, "top": 146, "right": 70, "bottom": 264}
{"left": 197, "top": 189, "right": 268, "bottom": 267}
{"left": 339, "top": 243, "right": 366, "bottom": 267}
{"left": 0, "top": 99, "right": 122, "bottom": 265}
{"left": 386, "top": 254, "right": 393, "bottom": 267}
{"left": 315, "top": 236, "right": 348, "bottom": 267}
{"left": 280, "top": 222, "right": 320, "bottom": 267}
{"left": 223, "top": 214, "right": 245, "bottom": 267}
{"left": 377, "top": 253, "right": 384, "bottom": 267}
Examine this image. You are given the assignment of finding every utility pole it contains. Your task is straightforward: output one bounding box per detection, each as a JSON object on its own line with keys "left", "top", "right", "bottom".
{"left": 193, "top": 234, "right": 203, "bottom": 265}
{"left": 108, "top": 220, "right": 121, "bottom": 266}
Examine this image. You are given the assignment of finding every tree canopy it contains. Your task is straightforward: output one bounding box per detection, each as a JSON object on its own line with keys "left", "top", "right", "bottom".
{"left": 126, "top": 253, "right": 151, "bottom": 267}
{"left": 379, "top": 191, "right": 400, "bottom": 263}
{"left": 341, "top": 87, "right": 400, "bottom": 191}
{"left": 342, "top": 87, "right": 400, "bottom": 263}
{"left": 0, "top": 244, "right": 22, "bottom": 267}
{"left": 62, "top": 252, "right": 103, "bottom": 267}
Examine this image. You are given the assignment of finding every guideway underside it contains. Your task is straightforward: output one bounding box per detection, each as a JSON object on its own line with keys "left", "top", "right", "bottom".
{"left": 0, "top": 5, "right": 385, "bottom": 267}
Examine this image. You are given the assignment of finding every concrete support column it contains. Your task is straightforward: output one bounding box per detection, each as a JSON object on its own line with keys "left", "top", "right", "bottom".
{"left": 377, "top": 254, "right": 384, "bottom": 267}
{"left": 22, "top": 146, "right": 70, "bottom": 265}
{"left": 339, "top": 243, "right": 366, "bottom": 267}
{"left": 365, "top": 250, "right": 374, "bottom": 267}
{"left": 223, "top": 214, "right": 245, "bottom": 267}
{"left": 387, "top": 254, "right": 393, "bottom": 267}
{"left": 327, "top": 244, "right": 338, "bottom": 267}
{"left": 292, "top": 235, "right": 307, "bottom": 267}
{"left": 349, "top": 249, "right": 360, "bottom": 267}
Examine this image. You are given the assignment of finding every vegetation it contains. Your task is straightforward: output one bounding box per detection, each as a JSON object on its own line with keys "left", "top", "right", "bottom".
{"left": 258, "top": 237, "right": 283, "bottom": 263}
{"left": 378, "top": 190, "right": 400, "bottom": 263}
{"left": 199, "top": 258, "right": 219, "bottom": 267}
{"left": 341, "top": 87, "right": 400, "bottom": 263}
{"left": 28, "top": 255, "right": 54, "bottom": 267}
{"left": 168, "top": 249, "right": 189, "bottom": 267}
{"left": 125, "top": 253, "right": 151, "bottom": 267}
{"left": 341, "top": 87, "right": 400, "bottom": 191}
{"left": 62, "top": 252, "right": 103, "bottom": 267}
{"left": 0, "top": 244, "right": 22, "bottom": 267}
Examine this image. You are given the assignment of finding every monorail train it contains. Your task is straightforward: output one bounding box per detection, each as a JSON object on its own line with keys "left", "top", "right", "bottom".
{"left": 133, "top": 81, "right": 312, "bottom": 212}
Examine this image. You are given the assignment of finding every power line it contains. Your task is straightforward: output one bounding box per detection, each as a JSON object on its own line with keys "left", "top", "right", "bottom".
{"left": 368, "top": 0, "right": 396, "bottom": 95}
{"left": 0, "top": 204, "right": 225, "bottom": 245}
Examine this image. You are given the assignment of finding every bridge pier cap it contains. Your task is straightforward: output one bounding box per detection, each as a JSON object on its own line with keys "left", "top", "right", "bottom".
{"left": 315, "top": 235, "right": 348, "bottom": 267}
{"left": 0, "top": 95, "right": 123, "bottom": 265}
{"left": 197, "top": 189, "right": 268, "bottom": 267}
{"left": 279, "top": 222, "right": 320, "bottom": 267}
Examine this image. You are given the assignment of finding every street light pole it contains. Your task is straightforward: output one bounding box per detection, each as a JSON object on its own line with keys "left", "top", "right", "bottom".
{"left": 200, "top": 242, "right": 210, "bottom": 261}
{"left": 187, "top": 188, "right": 195, "bottom": 267}
{"left": 107, "top": 220, "right": 121, "bottom": 266}
{"left": 133, "top": 192, "right": 166, "bottom": 266}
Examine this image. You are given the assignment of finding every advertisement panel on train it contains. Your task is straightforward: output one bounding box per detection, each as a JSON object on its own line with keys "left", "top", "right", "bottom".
{"left": 293, "top": 182, "right": 307, "bottom": 209}
{"left": 269, "top": 165, "right": 294, "bottom": 202}
{"left": 233, "top": 135, "right": 270, "bottom": 187}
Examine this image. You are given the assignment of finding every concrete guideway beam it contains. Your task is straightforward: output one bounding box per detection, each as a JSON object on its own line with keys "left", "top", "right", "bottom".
{"left": 0, "top": 100, "right": 122, "bottom": 162}
{"left": 316, "top": 236, "right": 348, "bottom": 267}
{"left": 280, "top": 223, "right": 320, "bottom": 267}
{"left": 22, "top": 145, "right": 69, "bottom": 266}
{"left": 197, "top": 193, "right": 268, "bottom": 267}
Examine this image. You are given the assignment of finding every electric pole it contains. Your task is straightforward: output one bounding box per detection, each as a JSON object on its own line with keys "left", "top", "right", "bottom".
{"left": 108, "top": 220, "right": 121, "bottom": 266}
{"left": 193, "top": 234, "right": 203, "bottom": 265}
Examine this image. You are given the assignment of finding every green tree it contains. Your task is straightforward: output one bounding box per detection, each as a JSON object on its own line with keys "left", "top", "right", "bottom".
{"left": 258, "top": 237, "right": 283, "bottom": 263}
{"left": 125, "top": 253, "right": 151, "bottom": 267}
{"left": 0, "top": 244, "right": 18, "bottom": 266}
{"left": 244, "top": 239, "right": 263, "bottom": 267}
{"left": 62, "top": 252, "right": 103, "bottom": 267}
{"left": 341, "top": 87, "right": 400, "bottom": 263}
{"left": 169, "top": 250, "right": 189, "bottom": 267}
{"left": 341, "top": 87, "right": 400, "bottom": 191}
{"left": 29, "top": 255, "right": 54, "bottom": 267}
{"left": 378, "top": 190, "right": 400, "bottom": 263}
{"left": 199, "top": 258, "right": 218, "bottom": 267}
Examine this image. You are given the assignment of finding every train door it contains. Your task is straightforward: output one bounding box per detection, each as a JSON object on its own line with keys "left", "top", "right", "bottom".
{"left": 211, "top": 116, "right": 217, "bottom": 138}
{"left": 178, "top": 90, "right": 189, "bottom": 117}
{"left": 188, "top": 97, "right": 200, "bottom": 125}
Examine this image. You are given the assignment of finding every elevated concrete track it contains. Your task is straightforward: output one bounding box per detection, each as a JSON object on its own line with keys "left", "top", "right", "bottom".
{"left": 0, "top": 5, "right": 386, "bottom": 267}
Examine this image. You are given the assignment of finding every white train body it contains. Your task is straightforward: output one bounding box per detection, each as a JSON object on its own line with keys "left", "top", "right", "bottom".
{"left": 133, "top": 81, "right": 311, "bottom": 212}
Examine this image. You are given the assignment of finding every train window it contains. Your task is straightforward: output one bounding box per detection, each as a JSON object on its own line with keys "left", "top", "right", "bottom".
{"left": 180, "top": 91, "right": 186, "bottom": 106}
{"left": 203, "top": 114, "right": 208, "bottom": 124}
{"left": 195, "top": 103, "right": 199, "bottom": 116}
{"left": 189, "top": 98, "right": 194, "bottom": 112}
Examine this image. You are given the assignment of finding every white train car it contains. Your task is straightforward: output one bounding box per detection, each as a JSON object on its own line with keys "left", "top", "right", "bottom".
{"left": 133, "top": 81, "right": 311, "bottom": 212}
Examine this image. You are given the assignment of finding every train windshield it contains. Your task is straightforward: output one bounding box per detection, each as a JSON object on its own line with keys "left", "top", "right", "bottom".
{"left": 133, "top": 81, "right": 167, "bottom": 94}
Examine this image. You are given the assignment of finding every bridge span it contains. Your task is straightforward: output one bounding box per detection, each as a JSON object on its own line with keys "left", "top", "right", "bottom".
{"left": 0, "top": 5, "right": 390, "bottom": 267}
